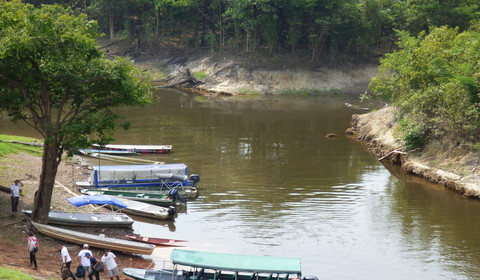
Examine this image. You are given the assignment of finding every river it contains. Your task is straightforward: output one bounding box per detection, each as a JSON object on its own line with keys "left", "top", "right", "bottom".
{"left": 3, "top": 89, "right": 480, "bottom": 279}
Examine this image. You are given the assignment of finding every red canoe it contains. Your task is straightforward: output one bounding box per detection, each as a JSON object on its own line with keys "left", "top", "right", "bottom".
{"left": 125, "top": 235, "right": 187, "bottom": 246}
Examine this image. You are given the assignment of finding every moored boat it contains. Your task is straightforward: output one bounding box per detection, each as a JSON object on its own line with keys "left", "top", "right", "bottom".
{"left": 123, "top": 249, "right": 318, "bottom": 280}
{"left": 92, "top": 143, "right": 172, "bottom": 154}
{"left": 22, "top": 210, "right": 134, "bottom": 227}
{"left": 78, "top": 150, "right": 165, "bottom": 165}
{"left": 78, "top": 149, "right": 140, "bottom": 155}
{"left": 31, "top": 222, "right": 155, "bottom": 255}
{"left": 75, "top": 163, "right": 200, "bottom": 189}
{"left": 125, "top": 234, "right": 187, "bottom": 246}
{"left": 80, "top": 188, "right": 179, "bottom": 207}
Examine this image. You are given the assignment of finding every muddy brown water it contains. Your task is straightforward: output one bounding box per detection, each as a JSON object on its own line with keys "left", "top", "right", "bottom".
{"left": 2, "top": 89, "right": 480, "bottom": 279}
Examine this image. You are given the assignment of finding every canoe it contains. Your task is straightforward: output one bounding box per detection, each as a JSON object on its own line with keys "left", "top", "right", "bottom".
{"left": 78, "top": 149, "right": 140, "bottom": 155}
{"left": 78, "top": 150, "right": 165, "bottom": 165}
{"left": 77, "top": 186, "right": 198, "bottom": 199}
{"left": 125, "top": 234, "right": 187, "bottom": 246}
{"left": 92, "top": 144, "right": 172, "bottom": 154}
{"left": 22, "top": 210, "right": 134, "bottom": 227}
{"left": 80, "top": 189, "right": 177, "bottom": 207}
{"left": 31, "top": 222, "right": 155, "bottom": 255}
{"left": 123, "top": 249, "right": 317, "bottom": 280}
{"left": 102, "top": 196, "right": 177, "bottom": 220}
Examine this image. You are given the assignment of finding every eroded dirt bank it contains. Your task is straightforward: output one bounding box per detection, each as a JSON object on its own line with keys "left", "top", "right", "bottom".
{"left": 132, "top": 52, "right": 378, "bottom": 95}
{"left": 350, "top": 106, "right": 480, "bottom": 197}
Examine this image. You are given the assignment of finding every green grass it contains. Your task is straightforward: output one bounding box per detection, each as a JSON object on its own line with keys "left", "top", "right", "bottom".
{"left": 0, "top": 266, "right": 36, "bottom": 280}
{"left": 0, "top": 134, "right": 43, "bottom": 157}
{"left": 193, "top": 71, "right": 208, "bottom": 80}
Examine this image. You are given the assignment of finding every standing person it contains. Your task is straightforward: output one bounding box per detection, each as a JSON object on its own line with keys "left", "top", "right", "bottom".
{"left": 10, "top": 179, "right": 23, "bottom": 213}
{"left": 27, "top": 232, "right": 38, "bottom": 270}
{"left": 101, "top": 250, "right": 120, "bottom": 280}
{"left": 85, "top": 252, "right": 101, "bottom": 280}
{"left": 60, "top": 244, "right": 76, "bottom": 280}
{"left": 77, "top": 244, "right": 92, "bottom": 280}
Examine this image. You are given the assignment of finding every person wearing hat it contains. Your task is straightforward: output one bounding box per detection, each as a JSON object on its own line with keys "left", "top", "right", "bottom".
{"left": 77, "top": 244, "right": 92, "bottom": 280}
{"left": 85, "top": 252, "right": 101, "bottom": 280}
{"left": 10, "top": 179, "right": 23, "bottom": 213}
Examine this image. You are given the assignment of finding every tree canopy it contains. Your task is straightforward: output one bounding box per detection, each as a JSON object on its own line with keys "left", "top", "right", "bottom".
{"left": 369, "top": 25, "right": 480, "bottom": 149}
{"left": 22, "top": 0, "right": 480, "bottom": 62}
{"left": 0, "top": 0, "right": 152, "bottom": 223}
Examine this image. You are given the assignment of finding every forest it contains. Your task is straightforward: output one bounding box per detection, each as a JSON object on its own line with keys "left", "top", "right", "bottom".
{"left": 23, "top": 0, "right": 479, "bottom": 62}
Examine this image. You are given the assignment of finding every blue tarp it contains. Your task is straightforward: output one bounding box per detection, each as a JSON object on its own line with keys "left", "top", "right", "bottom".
{"left": 66, "top": 195, "right": 128, "bottom": 208}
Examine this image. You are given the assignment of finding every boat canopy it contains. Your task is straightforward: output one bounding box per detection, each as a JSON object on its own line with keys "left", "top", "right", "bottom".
{"left": 170, "top": 249, "right": 302, "bottom": 275}
{"left": 90, "top": 163, "right": 188, "bottom": 187}
{"left": 67, "top": 195, "right": 128, "bottom": 208}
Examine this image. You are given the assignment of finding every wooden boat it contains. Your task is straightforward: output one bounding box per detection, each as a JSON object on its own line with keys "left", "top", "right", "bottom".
{"left": 92, "top": 143, "right": 172, "bottom": 154}
{"left": 75, "top": 163, "right": 200, "bottom": 189}
{"left": 125, "top": 234, "right": 187, "bottom": 246}
{"left": 78, "top": 149, "right": 140, "bottom": 155}
{"left": 78, "top": 150, "right": 164, "bottom": 165}
{"left": 123, "top": 249, "right": 317, "bottom": 280}
{"left": 101, "top": 195, "right": 177, "bottom": 220}
{"left": 22, "top": 210, "right": 134, "bottom": 227}
{"left": 80, "top": 189, "right": 178, "bottom": 207}
{"left": 31, "top": 222, "right": 155, "bottom": 255}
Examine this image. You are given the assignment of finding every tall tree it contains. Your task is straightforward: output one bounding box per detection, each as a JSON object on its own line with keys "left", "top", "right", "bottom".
{"left": 0, "top": 1, "right": 152, "bottom": 223}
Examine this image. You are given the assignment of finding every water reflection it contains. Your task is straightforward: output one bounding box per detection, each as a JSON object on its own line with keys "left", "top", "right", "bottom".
{"left": 2, "top": 89, "right": 480, "bottom": 279}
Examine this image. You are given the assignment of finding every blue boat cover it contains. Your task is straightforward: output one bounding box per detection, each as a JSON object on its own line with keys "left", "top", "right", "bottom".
{"left": 170, "top": 249, "right": 302, "bottom": 275}
{"left": 67, "top": 195, "right": 128, "bottom": 208}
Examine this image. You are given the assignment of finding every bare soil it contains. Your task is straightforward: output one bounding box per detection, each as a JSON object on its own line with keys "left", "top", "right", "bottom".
{"left": 0, "top": 153, "right": 151, "bottom": 280}
{"left": 349, "top": 106, "right": 480, "bottom": 198}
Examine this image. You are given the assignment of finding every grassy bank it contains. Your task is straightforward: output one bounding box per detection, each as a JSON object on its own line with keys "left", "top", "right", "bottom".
{"left": 0, "top": 134, "right": 42, "bottom": 157}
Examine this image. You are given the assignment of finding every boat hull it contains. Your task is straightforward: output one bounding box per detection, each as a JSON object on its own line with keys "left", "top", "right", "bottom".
{"left": 80, "top": 189, "right": 177, "bottom": 207}
{"left": 22, "top": 210, "right": 133, "bottom": 227}
{"left": 92, "top": 144, "right": 172, "bottom": 154}
{"left": 125, "top": 234, "right": 186, "bottom": 246}
{"left": 31, "top": 222, "right": 155, "bottom": 255}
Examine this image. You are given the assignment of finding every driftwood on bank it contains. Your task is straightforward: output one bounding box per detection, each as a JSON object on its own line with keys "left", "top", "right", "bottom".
{"left": 345, "top": 103, "right": 370, "bottom": 111}
{"left": 156, "top": 68, "right": 203, "bottom": 89}
{"left": 378, "top": 149, "right": 408, "bottom": 161}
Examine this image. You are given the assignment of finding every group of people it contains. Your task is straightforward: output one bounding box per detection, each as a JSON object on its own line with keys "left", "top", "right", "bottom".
{"left": 62, "top": 243, "right": 121, "bottom": 280}
{"left": 17, "top": 180, "right": 122, "bottom": 280}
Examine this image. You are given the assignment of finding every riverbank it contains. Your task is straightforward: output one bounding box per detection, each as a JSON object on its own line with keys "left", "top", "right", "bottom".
{"left": 349, "top": 106, "right": 480, "bottom": 198}
{"left": 0, "top": 152, "right": 152, "bottom": 280}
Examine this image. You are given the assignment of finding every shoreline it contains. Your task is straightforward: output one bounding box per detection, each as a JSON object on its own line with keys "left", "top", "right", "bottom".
{"left": 349, "top": 106, "right": 480, "bottom": 198}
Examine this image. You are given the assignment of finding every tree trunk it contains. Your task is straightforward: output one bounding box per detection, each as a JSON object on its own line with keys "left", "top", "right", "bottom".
{"left": 109, "top": 7, "right": 114, "bottom": 42}
{"left": 31, "top": 141, "right": 61, "bottom": 224}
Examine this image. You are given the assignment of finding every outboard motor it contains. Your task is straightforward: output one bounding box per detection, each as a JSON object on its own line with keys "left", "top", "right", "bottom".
{"left": 189, "top": 174, "right": 200, "bottom": 185}
{"left": 302, "top": 276, "right": 318, "bottom": 280}
{"left": 168, "top": 188, "right": 188, "bottom": 204}
{"left": 167, "top": 205, "right": 177, "bottom": 216}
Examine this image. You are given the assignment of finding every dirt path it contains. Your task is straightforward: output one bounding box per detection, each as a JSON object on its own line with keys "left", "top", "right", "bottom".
{"left": 0, "top": 153, "right": 151, "bottom": 280}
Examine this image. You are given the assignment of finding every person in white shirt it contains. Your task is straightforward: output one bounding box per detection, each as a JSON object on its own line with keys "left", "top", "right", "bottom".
{"left": 101, "top": 250, "right": 120, "bottom": 280}
{"left": 60, "top": 244, "right": 76, "bottom": 280}
{"left": 10, "top": 179, "right": 23, "bottom": 213}
{"left": 77, "top": 244, "right": 93, "bottom": 280}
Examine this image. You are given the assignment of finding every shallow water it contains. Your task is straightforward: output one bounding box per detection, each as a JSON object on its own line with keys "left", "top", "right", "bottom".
{"left": 3, "top": 89, "right": 480, "bottom": 279}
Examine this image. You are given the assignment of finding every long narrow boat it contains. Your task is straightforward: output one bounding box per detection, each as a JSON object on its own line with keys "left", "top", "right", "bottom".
{"left": 78, "top": 149, "right": 140, "bottom": 155}
{"left": 80, "top": 189, "right": 177, "bottom": 207}
{"left": 31, "top": 222, "right": 155, "bottom": 255}
{"left": 68, "top": 194, "right": 176, "bottom": 220}
{"left": 123, "top": 249, "right": 318, "bottom": 280}
{"left": 78, "top": 150, "right": 165, "bottom": 165}
{"left": 125, "top": 234, "right": 187, "bottom": 246}
{"left": 92, "top": 144, "right": 172, "bottom": 154}
{"left": 22, "top": 210, "right": 134, "bottom": 228}
{"left": 105, "top": 196, "right": 177, "bottom": 220}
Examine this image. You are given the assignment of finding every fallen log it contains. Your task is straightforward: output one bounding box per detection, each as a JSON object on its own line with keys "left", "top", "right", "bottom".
{"left": 0, "top": 140, "right": 43, "bottom": 147}
{"left": 156, "top": 68, "right": 203, "bottom": 88}
{"left": 378, "top": 149, "right": 407, "bottom": 161}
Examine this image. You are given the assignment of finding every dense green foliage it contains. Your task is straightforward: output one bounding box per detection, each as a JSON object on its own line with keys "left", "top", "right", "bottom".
{"left": 0, "top": 0, "right": 152, "bottom": 223}
{"left": 23, "top": 0, "right": 480, "bottom": 61}
{"left": 369, "top": 25, "right": 480, "bottom": 148}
